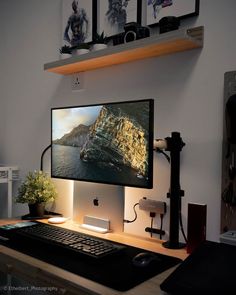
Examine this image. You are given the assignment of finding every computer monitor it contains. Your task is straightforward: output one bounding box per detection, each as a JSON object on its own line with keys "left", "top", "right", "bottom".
{"left": 51, "top": 99, "right": 154, "bottom": 189}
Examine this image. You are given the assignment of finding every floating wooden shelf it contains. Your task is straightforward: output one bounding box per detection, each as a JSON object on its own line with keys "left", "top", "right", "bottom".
{"left": 44, "top": 26, "right": 204, "bottom": 75}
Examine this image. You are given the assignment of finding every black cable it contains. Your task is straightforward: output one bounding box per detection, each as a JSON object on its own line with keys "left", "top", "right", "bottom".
{"left": 124, "top": 203, "right": 139, "bottom": 223}
{"left": 150, "top": 217, "right": 154, "bottom": 238}
{"left": 160, "top": 214, "right": 164, "bottom": 240}
{"left": 40, "top": 144, "right": 51, "bottom": 171}
{"left": 149, "top": 212, "right": 156, "bottom": 238}
{"left": 154, "top": 147, "right": 170, "bottom": 163}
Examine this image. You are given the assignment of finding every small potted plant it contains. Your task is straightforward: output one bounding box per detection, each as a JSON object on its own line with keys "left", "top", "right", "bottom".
{"left": 92, "top": 31, "right": 108, "bottom": 51}
{"left": 71, "top": 43, "right": 90, "bottom": 56}
{"left": 59, "top": 45, "right": 72, "bottom": 59}
{"left": 16, "top": 170, "right": 57, "bottom": 217}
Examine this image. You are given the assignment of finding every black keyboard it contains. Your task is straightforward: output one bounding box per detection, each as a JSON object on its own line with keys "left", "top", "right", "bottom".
{"left": 0, "top": 221, "right": 125, "bottom": 259}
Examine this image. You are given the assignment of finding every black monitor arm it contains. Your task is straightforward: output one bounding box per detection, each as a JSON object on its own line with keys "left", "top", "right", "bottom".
{"left": 154, "top": 132, "right": 185, "bottom": 249}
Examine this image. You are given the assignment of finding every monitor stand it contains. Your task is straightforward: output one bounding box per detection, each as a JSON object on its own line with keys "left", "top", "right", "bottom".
{"left": 73, "top": 181, "right": 124, "bottom": 233}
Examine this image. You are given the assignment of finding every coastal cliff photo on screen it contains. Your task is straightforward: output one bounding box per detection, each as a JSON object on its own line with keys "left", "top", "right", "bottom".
{"left": 51, "top": 100, "right": 153, "bottom": 188}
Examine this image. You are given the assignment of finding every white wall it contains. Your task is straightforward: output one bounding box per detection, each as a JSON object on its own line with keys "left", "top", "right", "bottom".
{"left": 0, "top": 0, "right": 236, "bottom": 241}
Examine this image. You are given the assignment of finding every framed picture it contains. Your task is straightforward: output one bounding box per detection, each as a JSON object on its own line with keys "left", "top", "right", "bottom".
{"left": 146, "top": 0, "right": 199, "bottom": 27}
{"left": 62, "top": 0, "right": 96, "bottom": 46}
{"left": 96, "top": 0, "right": 142, "bottom": 38}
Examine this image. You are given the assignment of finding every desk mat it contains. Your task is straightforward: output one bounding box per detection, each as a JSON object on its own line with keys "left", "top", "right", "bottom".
{"left": 1, "top": 237, "right": 181, "bottom": 291}
{"left": 160, "top": 240, "right": 236, "bottom": 295}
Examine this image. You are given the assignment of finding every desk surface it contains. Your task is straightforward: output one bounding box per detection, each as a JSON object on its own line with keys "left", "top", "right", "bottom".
{"left": 0, "top": 219, "right": 187, "bottom": 295}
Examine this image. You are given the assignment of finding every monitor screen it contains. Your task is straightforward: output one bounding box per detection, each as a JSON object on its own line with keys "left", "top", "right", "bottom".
{"left": 51, "top": 99, "right": 154, "bottom": 188}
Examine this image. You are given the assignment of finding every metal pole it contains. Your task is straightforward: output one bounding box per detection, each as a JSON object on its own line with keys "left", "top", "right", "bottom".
{"left": 162, "top": 132, "right": 185, "bottom": 249}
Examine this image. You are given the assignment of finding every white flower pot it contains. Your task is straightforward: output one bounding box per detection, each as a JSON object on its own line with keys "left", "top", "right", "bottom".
{"left": 72, "top": 49, "right": 90, "bottom": 56}
{"left": 92, "top": 44, "right": 108, "bottom": 51}
{"left": 61, "top": 53, "right": 71, "bottom": 59}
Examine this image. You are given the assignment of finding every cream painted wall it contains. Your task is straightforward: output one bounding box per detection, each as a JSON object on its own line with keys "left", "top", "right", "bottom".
{"left": 0, "top": 0, "right": 236, "bottom": 242}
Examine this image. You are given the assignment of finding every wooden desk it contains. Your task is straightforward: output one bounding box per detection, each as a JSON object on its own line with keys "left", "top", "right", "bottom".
{"left": 0, "top": 219, "right": 187, "bottom": 295}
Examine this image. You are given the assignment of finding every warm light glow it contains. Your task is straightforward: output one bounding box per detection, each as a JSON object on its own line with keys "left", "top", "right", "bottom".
{"left": 52, "top": 178, "right": 74, "bottom": 217}
{"left": 80, "top": 224, "right": 109, "bottom": 233}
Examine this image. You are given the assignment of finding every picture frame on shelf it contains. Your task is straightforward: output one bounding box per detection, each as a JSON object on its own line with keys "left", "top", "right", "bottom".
{"left": 96, "top": 0, "right": 142, "bottom": 39}
{"left": 62, "top": 0, "right": 96, "bottom": 47}
{"left": 146, "top": 0, "right": 199, "bottom": 27}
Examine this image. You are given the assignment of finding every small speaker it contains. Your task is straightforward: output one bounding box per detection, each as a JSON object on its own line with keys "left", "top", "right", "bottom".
{"left": 187, "top": 203, "right": 207, "bottom": 254}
